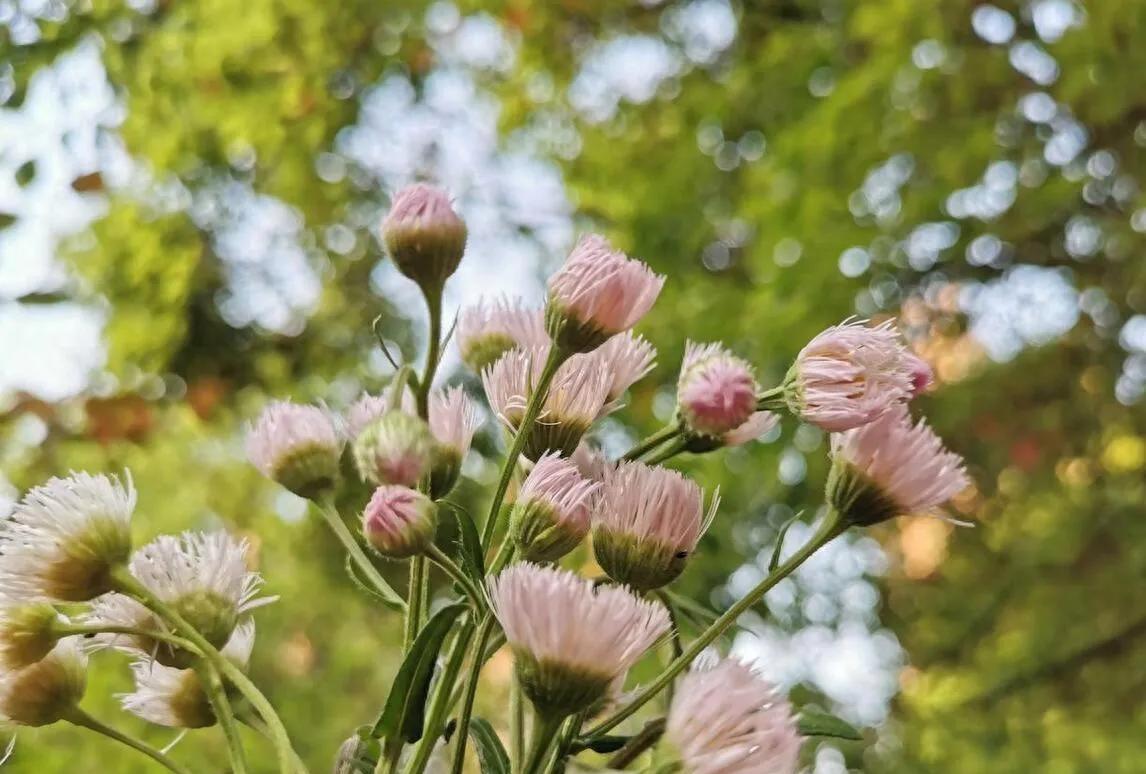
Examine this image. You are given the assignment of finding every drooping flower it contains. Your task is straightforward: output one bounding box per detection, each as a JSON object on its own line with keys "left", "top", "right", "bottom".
{"left": 456, "top": 297, "right": 549, "bottom": 373}
{"left": 783, "top": 319, "right": 914, "bottom": 432}
{"left": 120, "top": 621, "right": 255, "bottom": 729}
{"left": 592, "top": 462, "right": 717, "bottom": 591}
{"left": 665, "top": 659, "right": 801, "bottom": 774}
{"left": 827, "top": 405, "right": 969, "bottom": 527}
{"left": 488, "top": 563, "right": 669, "bottom": 719}
{"left": 362, "top": 485, "right": 438, "bottom": 559}
{"left": 353, "top": 411, "right": 434, "bottom": 488}
{"left": 381, "top": 183, "right": 467, "bottom": 291}
{"left": 510, "top": 452, "right": 599, "bottom": 562}
{"left": 427, "top": 386, "right": 484, "bottom": 497}
{"left": 0, "top": 601, "right": 63, "bottom": 670}
{"left": 677, "top": 341, "right": 760, "bottom": 439}
{"left": 0, "top": 638, "right": 87, "bottom": 727}
{"left": 546, "top": 234, "right": 665, "bottom": 354}
{"left": 593, "top": 331, "right": 657, "bottom": 406}
{"left": 247, "top": 402, "right": 342, "bottom": 498}
{"left": 0, "top": 471, "right": 135, "bottom": 602}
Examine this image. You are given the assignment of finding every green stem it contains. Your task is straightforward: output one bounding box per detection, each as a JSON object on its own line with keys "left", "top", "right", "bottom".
{"left": 756, "top": 384, "right": 786, "bottom": 411}
{"left": 196, "top": 662, "right": 248, "bottom": 774}
{"left": 481, "top": 346, "right": 566, "bottom": 548}
{"left": 521, "top": 713, "right": 563, "bottom": 774}
{"left": 653, "top": 592, "right": 684, "bottom": 708}
{"left": 544, "top": 713, "right": 584, "bottom": 774}
{"left": 53, "top": 623, "right": 199, "bottom": 653}
{"left": 623, "top": 423, "right": 682, "bottom": 461}
{"left": 404, "top": 555, "right": 426, "bottom": 652}
{"left": 417, "top": 286, "right": 443, "bottom": 418}
{"left": 605, "top": 718, "right": 666, "bottom": 770}
{"left": 450, "top": 615, "right": 497, "bottom": 774}
{"left": 65, "top": 707, "right": 192, "bottom": 774}
{"left": 581, "top": 510, "right": 846, "bottom": 740}
{"left": 425, "top": 544, "right": 483, "bottom": 609}
{"left": 642, "top": 437, "right": 687, "bottom": 466}
{"left": 404, "top": 619, "right": 476, "bottom": 774}
{"left": 319, "top": 499, "right": 407, "bottom": 613}
{"left": 510, "top": 676, "right": 524, "bottom": 773}
{"left": 489, "top": 542, "right": 516, "bottom": 578}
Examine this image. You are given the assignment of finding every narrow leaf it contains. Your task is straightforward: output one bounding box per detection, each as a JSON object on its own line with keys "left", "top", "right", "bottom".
{"left": 344, "top": 556, "right": 403, "bottom": 610}
{"left": 769, "top": 511, "right": 804, "bottom": 572}
{"left": 445, "top": 502, "right": 485, "bottom": 579}
{"left": 797, "top": 710, "right": 862, "bottom": 740}
{"left": 468, "top": 718, "right": 510, "bottom": 774}
{"left": 372, "top": 602, "right": 467, "bottom": 742}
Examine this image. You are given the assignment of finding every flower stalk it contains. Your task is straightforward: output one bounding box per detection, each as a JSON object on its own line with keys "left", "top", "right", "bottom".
{"left": 65, "top": 707, "right": 192, "bottom": 774}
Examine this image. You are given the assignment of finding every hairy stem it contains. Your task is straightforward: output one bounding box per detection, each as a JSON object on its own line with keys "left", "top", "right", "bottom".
{"left": 425, "top": 544, "right": 484, "bottom": 609}
{"left": 521, "top": 713, "right": 562, "bottom": 774}
{"left": 510, "top": 676, "right": 524, "bottom": 773}
{"left": 404, "top": 619, "right": 476, "bottom": 774}
{"left": 319, "top": 499, "right": 406, "bottom": 613}
{"left": 450, "top": 615, "right": 497, "bottom": 774}
{"left": 65, "top": 707, "right": 192, "bottom": 774}
{"left": 605, "top": 718, "right": 666, "bottom": 770}
{"left": 53, "top": 623, "right": 199, "bottom": 653}
{"left": 196, "top": 662, "right": 248, "bottom": 774}
{"left": 404, "top": 556, "right": 426, "bottom": 651}
{"left": 642, "top": 437, "right": 687, "bottom": 466}
{"left": 417, "top": 285, "right": 443, "bottom": 418}
{"left": 622, "top": 423, "right": 682, "bottom": 462}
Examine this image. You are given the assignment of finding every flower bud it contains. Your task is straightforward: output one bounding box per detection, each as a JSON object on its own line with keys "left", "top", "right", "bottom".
{"left": 0, "top": 602, "right": 63, "bottom": 671}
{"left": 381, "top": 184, "right": 467, "bottom": 292}
{"left": 510, "top": 453, "right": 597, "bottom": 562}
{"left": 353, "top": 411, "right": 434, "bottom": 488}
{"left": 427, "top": 387, "right": 483, "bottom": 498}
{"left": 677, "top": 341, "right": 759, "bottom": 439}
{"left": 247, "top": 402, "right": 342, "bottom": 499}
{"left": 457, "top": 298, "right": 549, "bottom": 373}
{"left": 362, "top": 486, "right": 438, "bottom": 559}
{"left": 0, "top": 638, "right": 86, "bottom": 727}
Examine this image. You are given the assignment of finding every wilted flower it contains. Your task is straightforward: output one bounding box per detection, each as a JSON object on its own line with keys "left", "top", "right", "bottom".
{"left": 362, "top": 486, "right": 438, "bottom": 559}
{"left": 353, "top": 411, "right": 434, "bottom": 488}
{"left": 510, "top": 452, "right": 599, "bottom": 562}
{"left": 488, "top": 563, "right": 669, "bottom": 719}
{"left": 456, "top": 297, "right": 549, "bottom": 372}
{"left": 381, "top": 183, "right": 467, "bottom": 291}
{"left": 783, "top": 319, "right": 913, "bottom": 432}
{"left": 828, "top": 406, "right": 969, "bottom": 526}
{"left": 592, "top": 462, "right": 717, "bottom": 591}
{"left": 247, "top": 402, "right": 342, "bottom": 498}
{"left": 665, "top": 659, "right": 801, "bottom": 774}
{"left": 0, "top": 602, "right": 63, "bottom": 670}
{"left": 427, "top": 386, "right": 484, "bottom": 498}
{"left": 546, "top": 234, "right": 664, "bottom": 354}
{"left": 0, "top": 472, "right": 135, "bottom": 602}
{"left": 677, "top": 342, "right": 759, "bottom": 439}
{"left": 593, "top": 331, "right": 657, "bottom": 406}
{"left": 0, "top": 638, "right": 86, "bottom": 727}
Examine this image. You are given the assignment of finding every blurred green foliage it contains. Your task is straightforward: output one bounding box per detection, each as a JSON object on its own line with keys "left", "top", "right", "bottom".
{"left": 3, "top": 0, "right": 1146, "bottom": 771}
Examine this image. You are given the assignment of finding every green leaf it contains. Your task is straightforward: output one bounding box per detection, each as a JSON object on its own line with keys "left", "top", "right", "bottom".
{"left": 468, "top": 718, "right": 510, "bottom": 774}
{"left": 769, "top": 511, "right": 804, "bottom": 572}
{"left": 344, "top": 555, "right": 402, "bottom": 609}
{"left": 664, "top": 591, "right": 720, "bottom": 629}
{"left": 797, "top": 710, "right": 863, "bottom": 740}
{"left": 372, "top": 602, "right": 467, "bottom": 743}
{"left": 445, "top": 501, "right": 486, "bottom": 580}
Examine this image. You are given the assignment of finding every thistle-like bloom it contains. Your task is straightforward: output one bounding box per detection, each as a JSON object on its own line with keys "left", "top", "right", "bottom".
{"left": 488, "top": 563, "right": 669, "bottom": 719}
{"left": 0, "top": 472, "right": 135, "bottom": 602}
{"left": 665, "top": 659, "right": 801, "bottom": 774}
{"left": 381, "top": 183, "right": 467, "bottom": 290}
{"left": 0, "top": 601, "right": 62, "bottom": 670}
{"left": 677, "top": 342, "right": 759, "bottom": 439}
{"left": 121, "top": 621, "right": 255, "bottom": 728}
{"left": 0, "top": 638, "right": 86, "bottom": 727}
{"left": 784, "top": 319, "right": 914, "bottom": 432}
{"left": 903, "top": 351, "right": 934, "bottom": 395}
{"left": 353, "top": 411, "right": 434, "bottom": 488}
{"left": 362, "top": 485, "right": 438, "bottom": 559}
{"left": 427, "top": 386, "right": 484, "bottom": 498}
{"left": 482, "top": 347, "right": 611, "bottom": 460}
{"left": 247, "top": 402, "right": 342, "bottom": 498}
{"left": 510, "top": 452, "right": 599, "bottom": 562}
{"left": 456, "top": 297, "right": 549, "bottom": 372}
{"left": 345, "top": 380, "right": 417, "bottom": 440}
{"left": 593, "top": 331, "right": 657, "bottom": 406}
{"left": 828, "top": 406, "right": 969, "bottom": 527}
{"left": 546, "top": 234, "right": 665, "bottom": 354}
{"left": 592, "top": 462, "right": 717, "bottom": 591}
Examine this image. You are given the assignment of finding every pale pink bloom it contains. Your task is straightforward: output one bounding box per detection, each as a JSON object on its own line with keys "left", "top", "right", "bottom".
{"left": 547, "top": 234, "right": 665, "bottom": 349}
{"left": 362, "top": 485, "right": 437, "bottom": 558}
{"left": 384, "top": 184, "right": 461, "bottom": 227}
{"left": 518, "top": 452, "right": 599, "bottom": 534}
{"left": 488, "top": 563, "right": 669, "bottom": 679}
{"left": 571, "top": 441, "right": 609, "bottom": 482}
{"left": 456, "top": 297, "right": 549, "bottom": 371}
{"left": 667, "top": 659, "right": 801, "bottom": 774}
{"left": 678, "top": 342, "right": 759, "bottom": 437}
{"left": 903, "top": 351, "right": 934, "bottom": 395}
{"left": 428, "top": 386, "right": 484, "bottom": 456}
{"left": 353, "top": 411, "right": 433, "bottom": 488}
{"left": 721, "top": 411, "right": 780, "bottom": 447}
{"left": 246, "top": 401, "right": 341, "bottom": 477}
{"left": 831, "top": 405, "right": 969, "bottom": 523}
{"left": 595, "top": 462, "right": 717, "bottom": 556}
{"left": 789, "top": 319, "right": 914, "bottom": 432}
{"left": 345, "top": 381, "right": 417, "bottom": 439}
{"left": 382, "top": 184, "right": 467, "bottom": 285}
{"left": 593, "top": 331, "right": 657, "bottom": 404}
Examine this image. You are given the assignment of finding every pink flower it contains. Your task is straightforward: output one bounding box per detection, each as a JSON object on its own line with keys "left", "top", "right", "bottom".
{"left": 352, "top": 412, "right": 434, "bottom": 488}
{"left": 592, "top": 462, "right": 718, "bottom": 590}
{"left": 592, "top": 331, "right": 657, "bottom": 406}
{"left": 456, "top": 297, "right": 549, "bottom": 372}
{"left": 571, "top": 441, "right": 609, "bottom": 482}
{"left": 903, "top": 351, "right": 934, "bottom": 395}
{"left": 488, "top": 563, "right": 669, "bottom": 717}
{"left": 246, "top": 402, "right": 342, "bottom": 496}
{"left": 786, "top": 319, "right": 914, "bottom": 432}
{"left": 677, "top": 341, "right": 759, "bottom": 437}
{"left": 546, "top": 234, "right": 665, "bottom": 353}
{"left": 666, "top": 659, "right": 801, "bottom": 774}
{"left": 721, "top": 411, "right": 780, "bottom": 447}
{"left": 828, "top": 405, "right": 969, "bottom": 526}
{"left": 381, "top": 184, "right": 467, "bottom": 288}
{"left": 511, "top": 452, "right": 599, "bottom": 561}
{"left": 429, "top": 386, "right": 484, "bottom": 457}
{"left": 345, "top": 381, "right": 417, "bottom": 440}
{"left": 362, "top": 485, "right": 438, "bottom": 558}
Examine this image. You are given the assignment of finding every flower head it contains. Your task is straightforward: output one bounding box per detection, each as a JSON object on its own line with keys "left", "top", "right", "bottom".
{"left": 0, "top": 471, "right": 135, "bottom": 602}
{"left": 594, "top": 331, "right": 657, "bottom": 406}
{"left": 666, "top": 659, "right": 801, "bottom": 774}
{"left": 345, "top": 380, "right": 417, "bottom": 440}
{"left": 381, "top": 183, "right": 467, "bottom": 290}
{"left": 785, "top": 319, "right": 914, "bottom": 432}
{"left": 488, "top": 563, "right": 669, "bottom": 718}
{"left": 457, "top": 298, "right": 549, "bottom": 372}
{"left": 592, "top": 462, "right": 717, "bottom": 591}
{"left": 427, "top": 386, "right": 484, "bottom": 497}
{"left": 247, "top": 402, "right": 342, "bottom": 498}
{"left": 353, "top": 411, "right": 434, "bottom": 488}
{"left": 510, "top": 452, "right": 599, "bottom": 562}
{"left": 362, "top": 485, "right": 438, "bottom": 559}
{"left": 546, "top": 234, "right": 664, "bottom": 353}
{"left": 0, "top": 602, "right": 62, "bottom": 670}
{"left": 828, "top": 406, "right": 969, "bottom": 526}
{"left": 0, "top": 638, "right": 86, "bottom": 727}
{"left": 677, "top": 342, "right": 759, "bottom": 439}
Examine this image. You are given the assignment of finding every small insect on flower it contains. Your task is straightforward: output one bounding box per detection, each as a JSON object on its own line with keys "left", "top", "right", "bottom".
{"left": 456, "top": 297, "right": 549, "bottom": 373}
{"left": 426, "top": 386, "right": 484, "bottom": 498}
{"left": 827, "top": 405, "right": 969, "bottom": 527}
{"left": 381, "top": 183, "right": 467, "bottom": 291}
{"left": 0, "top": 471, "right": 135, "bottom": 602}
{"left": 488, "top": 563, "right": 669, "bottom": 719}
{"left": 546, "top": 234, "right": 665, "bottom": 354}
{"left": 362, "top": 485, "right": 438, "bottom": 559}
{"left": 665, "top": 659, "right": 801, "bottom": 774}
{"left": 592, "top": 462, "right": 718, "bottom": 591}
{"left": 247, "top": 402, "right": 342, "bottom": 499}
{"left": 510, "top": 452, "right": 599, "bottom": 562}
{"left": 677, "top": 341, "right": 760, "bottom": 442}
{"left": 0, "top": 638, "right": 87, "bottom": 727}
